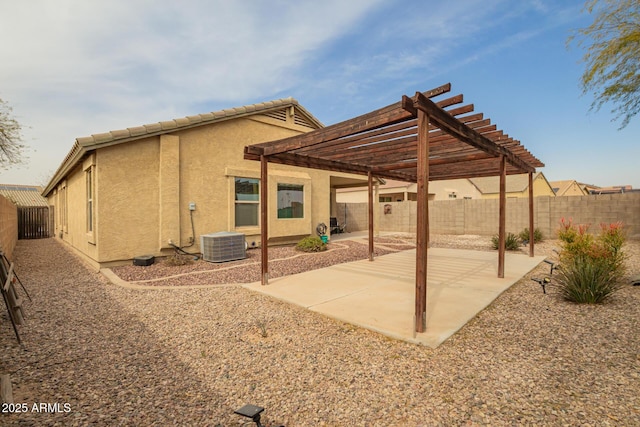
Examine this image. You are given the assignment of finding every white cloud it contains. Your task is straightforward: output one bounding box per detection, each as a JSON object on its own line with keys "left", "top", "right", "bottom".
{"left": 1, "top": 0, "right": 634, "bottom": 189}
{"left": 0, "top": 0, "right": 384, "bottom": 184}
{"left": 3, "top": 0, "right": 383, "bottom": 105}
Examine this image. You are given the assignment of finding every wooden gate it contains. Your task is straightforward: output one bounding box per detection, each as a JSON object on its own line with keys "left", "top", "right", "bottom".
{"left": 18, "top": 206, "right": 51, "bottom": 239}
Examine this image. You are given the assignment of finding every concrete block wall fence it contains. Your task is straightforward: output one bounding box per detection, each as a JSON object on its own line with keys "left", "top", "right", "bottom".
{"left": 336, "top": 193, "right": 640, "bottom": 239}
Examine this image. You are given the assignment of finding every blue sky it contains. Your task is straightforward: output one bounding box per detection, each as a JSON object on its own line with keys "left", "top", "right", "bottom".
{"left": 1, "top": 0, "right": 638, "bottom": 188}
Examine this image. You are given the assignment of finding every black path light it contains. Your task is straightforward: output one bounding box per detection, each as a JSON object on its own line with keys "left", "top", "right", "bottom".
{"left": 234, "top": 404, "right": 284, "bottom": 427}
{"left": 531, "top": 276, "right": 551, "bottom": 294}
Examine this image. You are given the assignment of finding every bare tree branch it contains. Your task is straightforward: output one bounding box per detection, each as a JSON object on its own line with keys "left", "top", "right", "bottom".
{"left": 0, "top": 98, "right": 27, "bottom": 168}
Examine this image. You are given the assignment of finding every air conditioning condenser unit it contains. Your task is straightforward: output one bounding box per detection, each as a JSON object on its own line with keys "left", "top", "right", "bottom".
{"left": 200, "top": 231, "right": 246, "bottom": 263}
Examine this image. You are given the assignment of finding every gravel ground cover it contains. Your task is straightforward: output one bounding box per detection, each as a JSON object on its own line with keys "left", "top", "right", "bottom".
{"left": 1, "top": 236, "right": 638, "bottom": 426}
{"left": 111, "top": 240, "right": 397, "bottom": 286}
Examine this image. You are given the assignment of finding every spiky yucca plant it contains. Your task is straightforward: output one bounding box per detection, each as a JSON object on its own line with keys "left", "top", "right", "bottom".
{"left": 491, "top": 232, "right": 520, "bottom": 251}
{"left": 555, "top": 220, "right": 627, "bottom": 303}
{"left": 556, "top": 253, "right": 624, "bottom": 303}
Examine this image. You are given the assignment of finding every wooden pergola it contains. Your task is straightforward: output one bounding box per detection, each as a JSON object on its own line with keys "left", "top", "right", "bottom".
{"left": 244, "top": 83, "right": 544, "bottom": 333}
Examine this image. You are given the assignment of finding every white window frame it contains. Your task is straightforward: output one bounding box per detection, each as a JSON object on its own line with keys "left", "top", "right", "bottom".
{"left": 234, "top": 177, "right": 260, "bottom": 228}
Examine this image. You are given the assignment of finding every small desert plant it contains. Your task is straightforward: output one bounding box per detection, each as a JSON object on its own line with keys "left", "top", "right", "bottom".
{"left": 518, "top": 227, "right": 544, "bottom": 243}
{"left": 555, "top": 219, "right": 626, "bottom": 303}
{"left": 555, "top": 253, "right": 624, "bottom": 303}
{"left": 164, "top": 253, "right": 195, "bottom": 266}
{"left": 296, "top": 236, "right": 327, "bottom": 252}
{"left": 256, "top": 318, "right": 269, "bottom": 338}
{"left": 491, "top": 232, "right": 520, "bottom": 251}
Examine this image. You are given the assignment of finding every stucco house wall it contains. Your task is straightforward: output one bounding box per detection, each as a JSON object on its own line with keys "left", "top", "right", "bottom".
{"left": 562, "top": 182, "right": 586, "bottom": 196}
{"left": 337, "top": 182, "right": 407, "bottom": 203}
{"left": 427, "top": 179, "right": 482, "bottom": 200}
{"left": 337, "top": 173, "right": 557, "bottom": 204}
{"left": 43, "top": 99, "right": 365, "bottom": 268}
{"left": 470, "top": 172, "right": 556, "bottom": 199}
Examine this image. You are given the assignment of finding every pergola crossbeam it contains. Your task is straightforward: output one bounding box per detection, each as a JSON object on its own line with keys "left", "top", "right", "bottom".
{"left": 407, "top": 92, "right": 536, "bottom": 173}
{"left": 244, "top": 84, "right": 544, "bottom": 336}
{"left": 247, "top": 84, "right": 453, "bottom": 157}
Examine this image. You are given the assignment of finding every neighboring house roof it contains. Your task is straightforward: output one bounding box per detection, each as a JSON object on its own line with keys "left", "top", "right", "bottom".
{"left": 589, "top": 185, "right": 634, "bottom": 194}
{"left": 578, "top": 182, "right": 600, "bottom": 193}
{"left": 0, "top": 184, "right": 48, "bottom": 207}
{"left": 550, "top": 180, "right": 572, "bottom": 195}
{"left": 42, "top": 97, "right": 322, "bottom": 197}
{"left": 549, "top": 179, "right": 586, "bottom": 196}
{"left": 468, "top": 172, "right": 547, "bottom": 194}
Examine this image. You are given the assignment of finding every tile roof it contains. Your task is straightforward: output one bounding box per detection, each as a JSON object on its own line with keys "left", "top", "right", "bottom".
{"left": 0, "top": 184, "right": 48, "bottom": 207}
{"left": 74, "top": 97, "right": 321, "bottom": 147}
{"left": 43, "top": 97, "right": 320, "bottom": 197}
{"left": 549, "top": 180, "right": 584, "bottom": 196}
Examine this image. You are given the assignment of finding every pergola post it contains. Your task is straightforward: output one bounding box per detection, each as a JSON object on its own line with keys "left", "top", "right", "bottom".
{"left": 261, "top": 155, "right": 269, "bottom": 285}
{"left": 415, "top": 108, "right": 429, "bottom": 333}
{"left": 498, "top": 155, "right": 506, "bottom": 278}
{"left": 368, "top": 171, "right": 374, "bottom": 261}
{"left": 528, "top": 172, "right": 534, "bottom": 257}
{"left": 244, "top": 86, "right": 544, "bottom": 334}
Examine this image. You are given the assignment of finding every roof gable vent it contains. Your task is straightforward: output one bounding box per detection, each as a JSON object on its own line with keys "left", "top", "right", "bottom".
{"left": 264, "top": 109, "right": 287, "bottom": 122}
{"left": 293, "top": 111, "right": 316, "bottom": 128}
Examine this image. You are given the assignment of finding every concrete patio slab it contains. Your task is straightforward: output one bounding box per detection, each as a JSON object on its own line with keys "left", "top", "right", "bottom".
{"left": 243, "top": 248, "right": 545, "bottom": 348}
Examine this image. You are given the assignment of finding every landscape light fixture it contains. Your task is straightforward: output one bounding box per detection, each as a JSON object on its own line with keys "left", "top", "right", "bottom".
{"left": 234, "top": 404, "right": 284, "bottom": 427}
{"left": 234, "top": 404, "right": 264, "bottom": 426}
{"left": 531, "top": 276, "right": 551, "bottom": 294}
{"left": 543, "top": 259, "right": 560, "bottom": 276}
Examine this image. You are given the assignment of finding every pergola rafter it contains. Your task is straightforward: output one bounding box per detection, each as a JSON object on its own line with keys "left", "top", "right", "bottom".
{"left": 245, "top": 84, "right": 544, "bottom": 334}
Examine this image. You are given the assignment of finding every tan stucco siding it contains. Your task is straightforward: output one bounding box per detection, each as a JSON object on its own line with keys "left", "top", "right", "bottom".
{"left": 564, "top": 182, "right": 587, "bottom": 196}
{"left": 51, "top": 113, "right": 364, "bottom": 266}
{"left": 46, "top": 163, "right": 99, "bottom": 266}
{"left": 336, "top": 190, "right": 368, "bottom": 204}
{"left": 307, "top": 171, "right": 328, "bottom": 240}
{"left": 533, "top": 174, "right": 555, "bottom": 197}
{"left": 159, "top": 135, "right": 180, "bottom": 249}
{"left": 337, "top": 179, "right": 484, "bottom": 203}
{"left": 428, "top": 179, "right": 481, "bottom": 200}
{"left": 96, "top": 137, "right": 161, "bottom": 262}
{"left": 176, "top": 117, "right": 316, "bottom": 245}
{"left": 178, "top": 118, "right": 270, "bottom": 242}
{"left": 481, "top": 175, "right": 556, "bottom": 199}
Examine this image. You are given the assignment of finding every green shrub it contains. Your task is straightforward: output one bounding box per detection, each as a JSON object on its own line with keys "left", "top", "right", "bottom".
{"left": 555, "top": 219, "right": 627, "bottom": 303}
{"left": 296, "top": 236, "right": 327, "bottom": 252}
{"left": 556, "top": 253, "right": 624, "bottom": 303}
{"left": 518, "top": 227, "right": 544, "bottom": 243}
{"left": 491, "top": 232, "right": 520, "bottom": 251}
